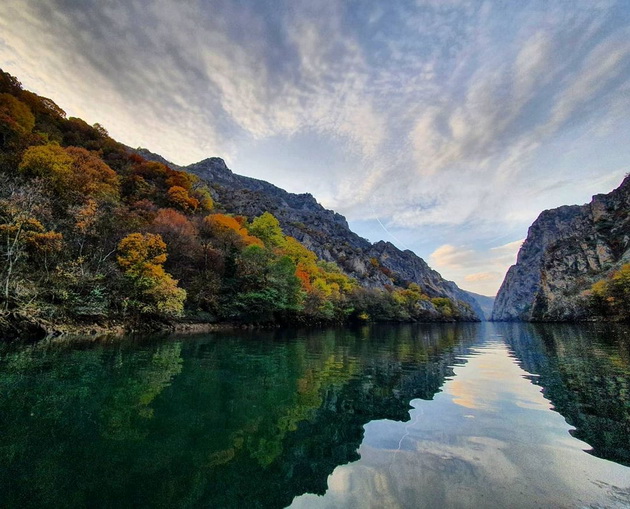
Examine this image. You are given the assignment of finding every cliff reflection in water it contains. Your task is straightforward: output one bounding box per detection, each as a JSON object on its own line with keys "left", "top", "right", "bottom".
{"left": 499, "top": 322, "right": 630, "bottom": 466}
{"left": 0, "top": 324, "right": 476, "bottom": 509}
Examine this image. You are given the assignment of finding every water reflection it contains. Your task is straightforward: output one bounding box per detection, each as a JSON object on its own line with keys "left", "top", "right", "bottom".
{"left": 499, "top": 322, "right": 630, "bottom": 466}
{"left": 0, "top": 323, "right": 629, "bottom": 508}
{"left": 291, "top": 326, "right": 630, "bottom": 508}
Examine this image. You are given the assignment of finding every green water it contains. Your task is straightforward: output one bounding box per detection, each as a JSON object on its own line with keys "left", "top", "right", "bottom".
{"left": 0, "top": 323, "right": 629, "bottom": 508}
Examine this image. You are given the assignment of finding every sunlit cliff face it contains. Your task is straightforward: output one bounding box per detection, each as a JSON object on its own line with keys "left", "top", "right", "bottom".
{"left": 2, "top": 0, "right": 628, "bottom": 294}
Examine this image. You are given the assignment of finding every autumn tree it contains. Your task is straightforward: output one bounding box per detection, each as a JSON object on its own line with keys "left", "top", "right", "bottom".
{"left": 151, "top": 208, "right": 197, "bottom": 254}
{"left": 202, "top": 213, "right": 263, "bottom": 250}
{"left": 167, "top": 186, "right": 199, "bottom": 212}
{"left": 117, "top": 233, "right": 186, "bottom": 316}
{"left": 65, "top": 146, "right": 120, "bottom": 202}
{"left": 0, "top": 177, "right": 62, "bottom": 309}
{"left": 0, "top": 93, "right": 35, "bottom": 145}
{"left": 19, "top": 144, "right": 73, "bottom": 190}
{"left": 248, "top": 212, "right": 285, "bottom": 249}
{"left": 591, "top": 264, "right": 630, "bottom": 319}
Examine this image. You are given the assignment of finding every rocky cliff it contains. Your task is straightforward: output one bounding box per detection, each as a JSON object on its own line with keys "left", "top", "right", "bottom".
{"left": 492, "top": 175, "right": 630, "bottom": 321}
{"left": 182, "top": 157, "right": 483, "bottom": 320}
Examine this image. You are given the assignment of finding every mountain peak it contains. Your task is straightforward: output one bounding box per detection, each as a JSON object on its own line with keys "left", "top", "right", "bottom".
{"left": 197, "top": 157, "right": 230, "bottom": 171}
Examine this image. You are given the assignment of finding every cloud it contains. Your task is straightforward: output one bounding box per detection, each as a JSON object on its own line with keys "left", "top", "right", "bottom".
{"left": 430, "top": 239, "right": 524, "bottom": 295}
{"left": 329, "top": 1, "right": 630, "bottom": 233}
{"left": 464, "top": 272, "right": 502, "bottom": 283}
{"left": 430, "top": 244, "right": 477, "bottom": 270}
{"left": 0, "top": 0, "right": 627, "bottom": 294}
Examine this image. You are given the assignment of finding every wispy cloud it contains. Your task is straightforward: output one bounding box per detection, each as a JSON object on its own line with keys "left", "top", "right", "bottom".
{"left": 0, "top": 0, "right": 628, "bottom": 295}
{"left": 430, "top": 239, "right": 523, "bottom": 295}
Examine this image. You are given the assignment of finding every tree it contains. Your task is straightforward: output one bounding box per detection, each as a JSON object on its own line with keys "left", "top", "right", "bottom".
{"left": 202, "top": 214, "right": 263, "bottom": 249}
{"left": 0, "top": 178, "right": 62, "bottom": 309}
{"left": 19, "top": 144, "right": 120, "bottom": 204}
{"left": 65, "top": 146, "right": 120, "bottom": 202}
{"left": 192, "top": 186, "right": 214, "bottom": 212}
{"left": 117, "top": 233, "right": 186, "bottom": 316}
{"left": 150, "top": 208, "right": 197, "bottom": 255}
{"left": 227, "top": 246, "right": 302, "bottom": 322}
{"left": 591, "top": 264, "right": 630, "bottom": 319}
{"left": 167, "top": 186, "right": 199, "bottom": 212}
{"left": 19, "top": 144, "right": 74, "bottom": 190}
{"left": 248, "top": 212, "right": 285, "bottom": 249}
{"left": 0, "top": 93, "right": 35, "bottom": 145}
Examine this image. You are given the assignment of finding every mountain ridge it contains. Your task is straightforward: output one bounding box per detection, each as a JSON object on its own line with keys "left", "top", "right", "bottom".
{"left": 134, "top": 149, "right": 485, "bottom": 319}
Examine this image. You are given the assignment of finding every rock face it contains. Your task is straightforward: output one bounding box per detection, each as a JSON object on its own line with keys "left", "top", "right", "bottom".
{"left": 184, "top": 157, "right": 483, "bottom": 320}
{"left": 492, "top": 176, "right": 630, "bottom": 321}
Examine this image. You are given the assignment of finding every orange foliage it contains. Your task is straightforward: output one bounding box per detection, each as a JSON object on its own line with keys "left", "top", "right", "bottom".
{"left": 166, "top": 171, "right": 196, "bottom": 191}
{"left": 203, "top": 213, "right": 264, "bottom": 248}
{"left": 168, "top": 185, "right": 199, "bottom": 212}
{"left": 65, "top": 146, "right": 120, "bottom": 201}
{"left": 133, "top": 160, "right": 169, "bottom": 181}
{"left": 26, "top": 230, "right": 63, "bottom": 252}
{"left": 73, "top": 199, "right": 99, "bottom": 234}
{"left": 152, "top": 208, "right": 197, "bottom": 238}
{"left": 295, "top": 265, "right": 312, "bottom": 291}
{"left": 241, "top": 234, "right": 264, "bottom": 248}
{"left": 151, "top": 208, "right": 198, "bottom": 254}
{"left": 117, "top": 233, "right": 168, "bottom": 278}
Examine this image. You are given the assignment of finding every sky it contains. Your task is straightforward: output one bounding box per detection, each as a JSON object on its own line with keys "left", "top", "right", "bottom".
{"left": 1, "top": 0, "right": 629, "bottom": 296}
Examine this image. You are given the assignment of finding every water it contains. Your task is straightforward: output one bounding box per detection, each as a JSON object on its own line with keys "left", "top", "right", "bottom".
{"left": 0, "top": 323, "right": 628, "bottom": 508}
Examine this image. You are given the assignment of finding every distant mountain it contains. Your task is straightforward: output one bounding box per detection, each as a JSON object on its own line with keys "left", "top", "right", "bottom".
{"left": 465, "top": 292, "right": 495, "bottom": 321}
{"left": 135, "top": 152, "right": 484, "bottom": 320}
{"left": 492, "top": 176, "right": 630, "bottom": 321}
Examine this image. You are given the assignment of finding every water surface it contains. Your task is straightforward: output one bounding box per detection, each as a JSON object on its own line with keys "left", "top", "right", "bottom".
{"left": 0, "top": 323, "right": 629, "bottom": 508}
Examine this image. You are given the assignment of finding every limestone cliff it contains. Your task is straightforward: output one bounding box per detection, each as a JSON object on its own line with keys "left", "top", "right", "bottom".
{"left": 492, "top": 176, "right": 630, "bottom": 321}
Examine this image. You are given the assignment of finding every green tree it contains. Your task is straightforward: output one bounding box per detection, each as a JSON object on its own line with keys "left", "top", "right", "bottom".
{"left": 248, "top": 212, "right": 285, "bottom": 249}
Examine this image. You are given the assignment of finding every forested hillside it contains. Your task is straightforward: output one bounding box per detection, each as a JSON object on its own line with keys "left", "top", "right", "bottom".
{"left": 0, "top": 69, "right": 478, "bottom": 337}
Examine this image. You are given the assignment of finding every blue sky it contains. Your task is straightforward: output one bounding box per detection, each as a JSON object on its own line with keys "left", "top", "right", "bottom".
{"left": 1, "top": 0, "right": 629, "bottom": 295}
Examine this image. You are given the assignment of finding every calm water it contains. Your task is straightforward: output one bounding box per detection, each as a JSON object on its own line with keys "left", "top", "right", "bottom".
{"left": 1, "top": 323, "right": 629, "bottom": 508}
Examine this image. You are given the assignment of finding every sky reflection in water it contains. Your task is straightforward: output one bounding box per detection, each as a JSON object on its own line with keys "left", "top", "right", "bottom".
{"left": 291, "top": 327, "right": 630, "bottom": 509}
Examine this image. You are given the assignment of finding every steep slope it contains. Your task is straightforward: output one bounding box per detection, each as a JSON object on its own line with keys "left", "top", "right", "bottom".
{"left": 465, "top": 292, "right": 495, "bottom": 320}
{"left": 1, "top": 66, "right": 485, "bottom": 335}
{"left": 492, "top": 175, "right": 630, "bottom": 321}
{"left": 184, "top": 157, "right": 483, "bottom": 320}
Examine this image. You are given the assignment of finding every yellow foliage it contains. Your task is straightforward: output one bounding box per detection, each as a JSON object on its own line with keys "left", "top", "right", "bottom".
{"left": 117, "top": 233, "right": 185, "bottom": 315}
{"left": 0, "top": 93, "right": 35, "bottom": 135}
{"left": 19, "top": 144, "right": 120, "bottom": 202}
{"left": 168, "top": 186, "right": 199, "bottom": 212}
{"left": 117, "top": 233, "right": 168, "bottom": 278}
{"left": 19, "top": 144, "right": 73, "bottom": 184}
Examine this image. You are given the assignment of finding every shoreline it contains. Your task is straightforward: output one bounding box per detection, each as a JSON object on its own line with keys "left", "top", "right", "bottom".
{"left": 0, "top": 312, "right": 483, "bottom": 342}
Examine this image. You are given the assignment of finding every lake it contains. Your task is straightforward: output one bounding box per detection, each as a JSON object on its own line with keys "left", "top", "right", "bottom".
{"left": 1, "top": 323, "right": 629, "bottom": 508}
